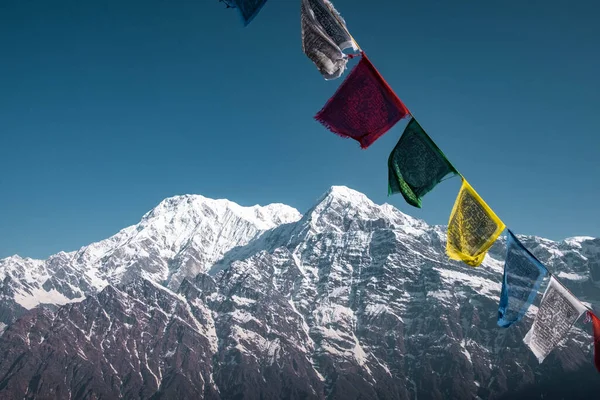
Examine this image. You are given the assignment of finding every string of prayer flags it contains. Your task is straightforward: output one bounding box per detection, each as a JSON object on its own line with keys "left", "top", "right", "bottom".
{"left": 315, "top": 52, "right": 410, "bottom": 149}
{"left": 587, "top": 312, "right": 600, "bottom": 373}
{"left": 523, "top": 276, "right": 587, "bottom": 363}
{"left": 301, "top": 0, "right": 358, "bottom": 80}
{"left": 446, "top": 178, "right": 505, "bottom": 267}
{"left": 388, "top": 118, "right": 458, "bottom": 208}
{"left": 497, "top": 230, "right": 548, "bottom": 328}
{"left": 222, "top": 0, "right": 268, "bottom": 26}
{"left": 218, "top": 0, "right": 600, "bottom": 377}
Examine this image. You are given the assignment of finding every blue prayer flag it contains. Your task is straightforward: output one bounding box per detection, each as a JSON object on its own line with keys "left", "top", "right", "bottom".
{"left": 497, "top": 230, "right": 548, "bottom": 328}
{"left": 224, "top": 0, "right": 268, "bottom": 26}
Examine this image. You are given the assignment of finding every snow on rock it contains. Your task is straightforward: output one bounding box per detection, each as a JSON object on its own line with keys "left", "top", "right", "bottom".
{"left": 13, "top": 287, "right": 85, "bottom": 310}
{"left": 564, "top": 236, "right": 596, "bottom": 248}
{"left": 0, "top": 194, "right": 301, "bottom": 326}
{"left": 0, "top": 185, "right": 599, "bottom": 400}
{"left": 557, "top": 271, "right": 588, "bottom": 281}
{"left": 434, "top": 267, "right": 501, "bottom": 300}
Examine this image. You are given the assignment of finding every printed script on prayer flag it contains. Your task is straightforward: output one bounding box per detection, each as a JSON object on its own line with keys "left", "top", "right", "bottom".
{"left": 315, "top": 53, "right": 410, "bottom": 149}
{"left": 388, "top": 117, "right": 458, "bottom": 208}
{"left": 301, "top": 0, "right": 357, "bottom": 80}
{"left": 497, "top": 230, "right": 548, "bottom": 328}
{"left": 523, "top": 276, "right": 587, "bottom": 363}
{"left": 446, "top": 178, "right": 505, "bottom": 267}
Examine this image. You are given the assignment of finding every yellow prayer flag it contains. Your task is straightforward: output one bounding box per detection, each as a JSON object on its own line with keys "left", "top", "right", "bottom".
{"left": 446, "top": 178, "right": 505, "bottom": 266}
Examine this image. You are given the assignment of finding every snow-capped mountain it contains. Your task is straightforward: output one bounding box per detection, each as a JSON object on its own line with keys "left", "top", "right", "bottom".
{"left": 0, "top": 194, "right": 300, "bottom": 326}
{"left": 0, "top": 186, "right": 599, "bottom": 399}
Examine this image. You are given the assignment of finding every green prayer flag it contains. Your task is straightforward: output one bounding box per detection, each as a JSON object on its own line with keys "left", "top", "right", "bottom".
{"left": 388, "top": 118, "right": 458, "bottom": 207}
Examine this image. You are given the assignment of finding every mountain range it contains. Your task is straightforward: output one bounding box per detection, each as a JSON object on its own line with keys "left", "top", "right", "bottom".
{"left": 0, "top": 186, "right": 599, "bottom": 399}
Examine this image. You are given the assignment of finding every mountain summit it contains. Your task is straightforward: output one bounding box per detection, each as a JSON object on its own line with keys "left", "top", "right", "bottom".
{"left": 0, "top": 186, "right": 599, "bottom": 399}
{"left": 0, "top": 193, "right": 301, "bottom": 319}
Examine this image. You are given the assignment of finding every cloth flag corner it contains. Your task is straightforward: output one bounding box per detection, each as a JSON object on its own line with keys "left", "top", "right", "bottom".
{"left": 301, "top": 0, "right": 357, "bottom": 80}
{"left": 388, "top": 117, "right": 458, "bottom": 208}
{"left": 225, "top": 0, "right": 269, "bottom": 26}
{"left": 315, "top": 53, "right": 410, "bottom": 149}
{"left": 446, "top": 178, "right": 505, "bottom": 267}
{"left": 523, "top": 276, "right": 587, "bottom": 363}
{"left": 497, "top": 229, "right": 548, "bottom": 328}
{"left": 588, "top": 311, "right": 600, "bottom": 373}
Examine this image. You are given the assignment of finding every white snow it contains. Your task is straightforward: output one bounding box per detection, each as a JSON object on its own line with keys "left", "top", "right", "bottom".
{"left": 524, "top": 304, "right": 539, "bottom": 318}
{"left": 434, "top": 268, "right": 501, "bottom": 299}
{"left": 353, "top": 337, "right": 369, "bottom": 367}
{"left": 76, "top": 347, "right": 88, "bottom": 361}
{"left": 14, "top": 288, "right": 84, "bottom": 310}
{"left": 0, "top": 184, "right": 598, "bottom": 399}
{"left": 364, "top": 303, "right": 403, "bottom": 322}
{"left": 0, "top": 192, "right": 303, "bottom": 311}
{"left": 325, "top": 186, "right": 371, "bottom": 204}
{"left": 145, "top": 357, "right": 161, "bottom": 387}
{"left": 547, "top": 248, "right": 566, "bottom": 258}
{"left": 0, "top": 322, "right": 6, "bottom": 333}
{"left": 231, "top": 295, "right": 256, "bottom": 306}
{"left": 165, "top": 348, "right": 176, "bottom": 358}
{"left": 228, "top": 310, "right": 262, "bottom": 325}
{"left": 460, "top": 340, "right": 472, "bottom": 364}
{"left": 564, "top": 236, "right": 595, "bottom": 247}
{"left": 427, "top": 290, "right": 453, "bottom": 300}
{"left": 230, "top": 326, "right": 269, "bottom": 355}
{"left": 312, "top": 304, "right": 354, "bottom": 326}
{"left": 557, "top": 272, "right": 587, "bottom": 281}
{"left": 189, "top": 298, "right": 219, "bottom": 353}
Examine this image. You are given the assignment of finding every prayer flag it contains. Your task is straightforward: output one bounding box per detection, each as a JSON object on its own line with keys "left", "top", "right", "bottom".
{"left": 588, "top": 312, "right": 600, "bottom": 373}
{"left": 523, "top": 276, "right": 587, "bottom": 363}
{"left": 446, "top": 178, "right": 505, "bottom": 267}
{"left": 388, "top": 118, "right": 458, "bottom": 208}
{"left": 497, "top": 230, "right": 548, "bottom": 328}
{"left": 301, "top": 0, "right": 357, "bottom": 80}
{"left": 224, "top": 0, "right": 268, "bottom": 26}
{"left": 315, "top": 53, "right": 410, "bottom": 149}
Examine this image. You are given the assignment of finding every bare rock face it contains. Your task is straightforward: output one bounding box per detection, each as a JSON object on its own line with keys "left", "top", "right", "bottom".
{"left": 0, "top": 280, "right": 220, "bottom": 399}
{"left": 0, "top": 186, "right": 599, "bottom": 399}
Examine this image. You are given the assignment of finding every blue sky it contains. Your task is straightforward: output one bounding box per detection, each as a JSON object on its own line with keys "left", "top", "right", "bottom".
{"left": 1, "top": 0, "right": 598, "bottom": 259}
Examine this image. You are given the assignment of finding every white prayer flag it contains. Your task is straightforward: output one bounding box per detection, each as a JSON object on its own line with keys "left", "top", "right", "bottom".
{"left": 301, "top": 0, "right": 358, "bottom": 80}
{"left": 523, "top": 276, "right": 587, "bottom": 363}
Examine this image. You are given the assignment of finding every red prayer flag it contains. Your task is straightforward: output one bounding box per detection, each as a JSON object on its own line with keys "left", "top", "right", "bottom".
{"left": 315, "top": 52, "right": 410, "bottom": 149}
{"left": 589, "top": 311, "right": 600, "bottom": 373}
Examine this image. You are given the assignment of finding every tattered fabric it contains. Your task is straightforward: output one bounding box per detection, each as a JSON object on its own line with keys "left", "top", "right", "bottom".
{"left": 301, "top": 0, "right": 357, "bottom": 79}
{"left": 523, "top": 276, "right": 587, "bottom": 363}
{"left": 446, "top": 178, "right": 505, "bottom": 267}
{"left": 388, "top": 118, "right": 458, "bottom": 208}
{"left": 223, "top": 0, "right": 268, "bottom": 26}
{"left": 588, "top": 312, "right": 600, "bottom": 373}
{"left": 315, "top": 53, "right": 410, "bottom": 149}
{"left": 497, "top": 230, "right": 548, "bottom": 328}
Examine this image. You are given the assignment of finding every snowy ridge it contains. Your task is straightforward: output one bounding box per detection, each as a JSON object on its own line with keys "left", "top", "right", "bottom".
{"left": 0, "top": 186, "right": 599, "bottom": 399}
{"left": 0, "top": 194, "right": 300, "bottom": 319}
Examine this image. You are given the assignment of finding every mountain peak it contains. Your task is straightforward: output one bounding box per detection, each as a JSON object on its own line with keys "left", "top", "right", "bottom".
{"left": 313, "top": 186, "right": 374, "bottom": 210}
{"left": 326, "top": 185, "right": 369, "bottom": 200}
{"left": 142, "top": 194, "right": 301, "bottom": 231}
{"left": 297, "top": 185, "right": 429, "bottom": 236}
{"left": 1, "top": 186, "right": 600, "bottom": 399}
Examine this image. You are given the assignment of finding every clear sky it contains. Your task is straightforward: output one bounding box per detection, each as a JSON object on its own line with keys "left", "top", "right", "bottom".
{"left": 1, "top": 0, "right": 598, "bottom": 259}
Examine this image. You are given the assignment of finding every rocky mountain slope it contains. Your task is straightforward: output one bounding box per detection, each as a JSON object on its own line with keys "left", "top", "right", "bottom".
{"left": 0, "top": 186, "right": 599, "bottom": 399}
{"left": 0, "top": 194, "right": 301, "bottom": 328}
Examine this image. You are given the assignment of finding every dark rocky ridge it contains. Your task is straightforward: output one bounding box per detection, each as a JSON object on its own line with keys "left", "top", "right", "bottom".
{"left": 0, "top": 186, "right": 598, "bottom": 399}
